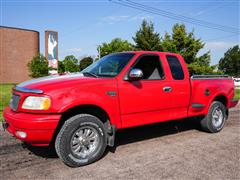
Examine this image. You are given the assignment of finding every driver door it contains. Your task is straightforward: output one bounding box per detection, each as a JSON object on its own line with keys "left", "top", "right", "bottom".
{"left": 117, "top": 54, "right": 174, "bottom": 128}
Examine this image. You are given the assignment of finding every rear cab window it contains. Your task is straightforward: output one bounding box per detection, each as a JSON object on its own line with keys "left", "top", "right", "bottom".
{"left": 166, "top": 55, "right": 184, "bottom": 80}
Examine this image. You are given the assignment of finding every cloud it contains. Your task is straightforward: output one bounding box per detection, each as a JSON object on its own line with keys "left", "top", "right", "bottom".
{"left": 65, "top": 48, "right": 82, "bottom": 53}
{"left": 101, "top": 15, "right": 130, "bottom": 24}
{"left": 100, "top": 13, "right": 153, "bottom": 24}
{"left": 129, "top": 13, "right": 153, "bottom": 21}
{"left": 204, "top": 41, "right": 237, "bottom": 50}
{"left": 189, "top": 4, "right": 225, "bottom": 17}
{"left": 195, "top": 10, "right": 205, "bottom": 16}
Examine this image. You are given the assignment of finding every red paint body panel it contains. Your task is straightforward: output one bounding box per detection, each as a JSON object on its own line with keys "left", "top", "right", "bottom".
{"left": 188, "top": 78, "right": 235, "bottom": 117}
{"left": 3, "top": 51, "right": 238, "bottom": 146}
{"left": 3, "top": 107, "right": 60, "bottom": 145}
{"left": 117, "top": 52, "right": 191, "bottom": 128}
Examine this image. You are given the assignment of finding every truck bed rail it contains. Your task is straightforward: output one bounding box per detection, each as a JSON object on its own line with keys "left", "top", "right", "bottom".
{"left": 191, "top": 75, "right": 231, "bottom": 79}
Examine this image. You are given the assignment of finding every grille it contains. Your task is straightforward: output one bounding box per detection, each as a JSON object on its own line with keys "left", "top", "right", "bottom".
{"left": 10, "top": 94, "right": 20, "bottom": 111}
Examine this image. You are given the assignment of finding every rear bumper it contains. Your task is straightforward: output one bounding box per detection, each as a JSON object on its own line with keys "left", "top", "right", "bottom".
{"left": 3, "top": 107, "right": 61, "bottom": 146}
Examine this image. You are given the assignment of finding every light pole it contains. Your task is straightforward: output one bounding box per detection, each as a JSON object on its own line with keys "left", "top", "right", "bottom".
{"left": 98, "top": 46, "right": 101, "bottom": 60}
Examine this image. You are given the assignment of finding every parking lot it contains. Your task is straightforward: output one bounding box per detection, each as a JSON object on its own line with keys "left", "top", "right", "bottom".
{"left": 0, "top": 105, "right": 239, "bottom": 179}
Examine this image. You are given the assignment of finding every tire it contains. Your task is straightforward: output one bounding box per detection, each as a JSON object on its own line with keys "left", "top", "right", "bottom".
{"left": 200, "top": 101, "right": 227, "bottom": 133}
{"left": 55, "top": 114, "right": 107, "bottom": 167}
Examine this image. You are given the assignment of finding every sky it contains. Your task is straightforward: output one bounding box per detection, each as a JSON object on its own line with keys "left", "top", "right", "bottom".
{"left": 1, "top": 0, "right": 239, "bottom": 65}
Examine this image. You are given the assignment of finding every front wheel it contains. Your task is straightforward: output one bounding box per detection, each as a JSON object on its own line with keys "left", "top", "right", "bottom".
{"left": 200, "top": 101, "right": 227, "bottom": 133}
{"left": 55, "top": 114, "right": 107, "bottom": 167}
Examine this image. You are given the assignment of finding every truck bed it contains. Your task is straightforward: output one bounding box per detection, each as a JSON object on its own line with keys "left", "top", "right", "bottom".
{"left": 188, "top": 75, "right": 235, "bottom": 117}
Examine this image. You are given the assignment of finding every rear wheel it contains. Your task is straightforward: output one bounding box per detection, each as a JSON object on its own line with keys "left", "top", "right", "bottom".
{"left": 55, "top": 114, "right": 107, "bottom": 167}
{"left": 200, "top": 101, "right": 227, "bottom": 133}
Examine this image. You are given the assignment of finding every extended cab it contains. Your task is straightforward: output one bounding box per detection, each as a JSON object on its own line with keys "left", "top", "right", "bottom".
{"left": 3, "top": 51, "right": 238, "bottom": 167}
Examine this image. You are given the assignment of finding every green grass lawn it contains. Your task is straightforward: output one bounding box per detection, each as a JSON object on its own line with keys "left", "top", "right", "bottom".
{"left": 0, "top": 84, "right": 15, "bottom": 120}
{"left": 235, "top": 89, "right": 240, "bottom": 100}
{"left": 0, "top": 84, "right": 239, "bottom": 121}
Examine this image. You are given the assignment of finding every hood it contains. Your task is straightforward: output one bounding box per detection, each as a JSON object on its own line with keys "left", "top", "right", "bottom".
{"left": 16, "top": 73, "right": 102, "bottom": 93}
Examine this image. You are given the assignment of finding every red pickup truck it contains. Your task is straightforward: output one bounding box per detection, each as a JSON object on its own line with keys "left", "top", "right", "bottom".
{"left": 3, "top": 51, "right": 238, "bottom": 167}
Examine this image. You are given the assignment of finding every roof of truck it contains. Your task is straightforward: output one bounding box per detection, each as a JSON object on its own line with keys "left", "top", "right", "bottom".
{"left": 114, "top": 51, "right": 180, "bottom": 56}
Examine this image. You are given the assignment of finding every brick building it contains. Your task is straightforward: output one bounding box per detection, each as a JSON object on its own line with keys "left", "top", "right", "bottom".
{"left": 0, "top": 26, "right": 39, "bottom": 83}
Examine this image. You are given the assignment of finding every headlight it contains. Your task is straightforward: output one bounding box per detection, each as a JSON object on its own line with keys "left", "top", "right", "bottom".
{"left": 22, "top": 96, "right": 51, "bottom": 110}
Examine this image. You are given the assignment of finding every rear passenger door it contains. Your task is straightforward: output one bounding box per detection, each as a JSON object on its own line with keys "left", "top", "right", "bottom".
{"left": 164, "top": 55, "right": 191, "bottom": 118}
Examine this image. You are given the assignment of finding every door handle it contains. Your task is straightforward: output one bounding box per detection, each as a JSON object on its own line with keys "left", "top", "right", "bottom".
{"left": 163, "top": 86, "right": 172, "bottom": 92}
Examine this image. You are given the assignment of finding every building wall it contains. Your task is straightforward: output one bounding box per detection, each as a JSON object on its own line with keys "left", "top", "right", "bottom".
{"left": 0, "top": 26, "right": 39, "bottom": 84}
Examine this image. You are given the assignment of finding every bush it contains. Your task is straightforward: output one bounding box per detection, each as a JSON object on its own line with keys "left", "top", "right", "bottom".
{"left": 62, "top": 55, "right": 79, "bottom": 73}
{"left": 80, "top": 56, "right": 93, "bottom": 71}
{"left": 187, "top": 63, "right": 216, "bottom": 76}
{"left": 58, "top": 60, "right": 65, "bottom": 74}
{"left": 219, "top": 45, "right": 240, "bottom": 76}
{"left": 28, "top": 54, "right": 49, "bottom": 78}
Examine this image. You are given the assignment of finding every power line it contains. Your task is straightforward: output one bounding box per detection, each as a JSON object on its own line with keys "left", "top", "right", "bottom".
{"left": 204, "top": 34, "right": 239, "bottom": 41}
{"left": 111, "top": 0, "right": 236, "bottom": 33}
{"left": 126, "top": 0, "right": 239, "bottom": 33}
{"left": 109, "top": 0, "right": 239, "bottom": 34}
{"left": 122, "top": 0, "right": 239, "bottom": 33}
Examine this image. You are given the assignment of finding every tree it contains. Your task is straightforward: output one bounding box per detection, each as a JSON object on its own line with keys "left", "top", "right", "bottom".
{"left": 28, "top": 54, "right": 49, "bottom": 78}
{"left": 218, "top": 45, "right": 240, "bottom": 77}
{"left": 162, "top": 23, "right": 210, "bottom": 66}
{"left": 58, "top": 60, "right": 65, "bottom": 74}
{"left": 80, "top": 56, "right": 93, "bottom": 71}
{"left": 133, "top": 19, "right": 162, "bottom": 51}
{"left": 62, "top": 55, "right": 79, "bottom": 72}
{"left": 98, "top": 38, "right": 134, "bottom": 57}
{"left": 161, "top": 23, "right": 214, "bottom": 75}
{"left": 187, "top": 63, "right": 215, "bottom": 76}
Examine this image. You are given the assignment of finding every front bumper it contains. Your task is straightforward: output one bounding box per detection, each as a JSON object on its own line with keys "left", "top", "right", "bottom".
{"left": 3, "top": 107, "right": 61, "bottom": 146}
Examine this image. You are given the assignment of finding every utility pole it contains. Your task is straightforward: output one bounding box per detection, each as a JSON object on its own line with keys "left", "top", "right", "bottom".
{"left": 98, "top": 46, "right": 101, "bottom": 60}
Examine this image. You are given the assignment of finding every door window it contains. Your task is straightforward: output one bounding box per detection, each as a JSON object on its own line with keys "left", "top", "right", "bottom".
{"left": 132, "top": 55, "right": 164, "bottom": 80}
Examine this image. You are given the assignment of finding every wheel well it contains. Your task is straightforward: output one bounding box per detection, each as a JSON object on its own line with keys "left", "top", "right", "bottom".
{"left": 213, "top": 95, "right": 227, "bottom": 107}
{"left": 213, "top": 95, "right": 228, "bottom": 116}
{"left": 61, "top": 105, "right": 109, "bottom": 123}
{"left": 51, "top": 105, "right": 111, "bottom": 146}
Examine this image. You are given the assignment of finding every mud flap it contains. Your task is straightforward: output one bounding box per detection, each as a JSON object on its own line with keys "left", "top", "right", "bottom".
{"left": 107, "top": 125, "right": 116, "bottom": 147}
{"left": 2, "top": 119, "right": 9, "bottom": 131}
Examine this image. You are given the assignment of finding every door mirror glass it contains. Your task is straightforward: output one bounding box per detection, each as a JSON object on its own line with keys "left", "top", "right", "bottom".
{"left": 128, "top": 68, "right": 143, "bottom": 81}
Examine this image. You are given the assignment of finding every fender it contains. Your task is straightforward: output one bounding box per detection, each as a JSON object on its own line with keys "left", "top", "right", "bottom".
{"left": 204, "top": 92, "right": 229, "bottom": 115}
{"left": 57, "top": 91, "right": 122, "bottom": 128}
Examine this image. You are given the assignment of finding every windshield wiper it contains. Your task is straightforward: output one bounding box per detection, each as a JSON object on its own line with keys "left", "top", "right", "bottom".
{"left": 82, "top": 72, "right": 98, "bottom": 78}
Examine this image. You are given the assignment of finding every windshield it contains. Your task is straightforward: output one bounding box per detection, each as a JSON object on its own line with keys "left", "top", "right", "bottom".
{"left": 81, "top": 53, "right": 135, "bottom": 77}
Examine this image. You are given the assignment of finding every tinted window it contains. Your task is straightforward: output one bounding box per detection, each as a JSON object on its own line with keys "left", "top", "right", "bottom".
{"left": 166, "top": 55, "right": 184, "bottom": 80}
{"left": 133, "top": 55, "right": 164, "bottom": 80}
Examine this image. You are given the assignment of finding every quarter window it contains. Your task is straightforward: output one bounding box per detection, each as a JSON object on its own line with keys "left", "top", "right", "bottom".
{"left": 166, "top": 55, "right": 184, "bottom": 80}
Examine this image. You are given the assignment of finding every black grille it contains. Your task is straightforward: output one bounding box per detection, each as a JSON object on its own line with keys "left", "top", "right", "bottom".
{"left": 10, "top": 94, "right": 20, "bottom": 111}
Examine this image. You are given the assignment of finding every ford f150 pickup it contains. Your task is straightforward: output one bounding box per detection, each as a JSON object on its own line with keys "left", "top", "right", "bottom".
{"left": 3, "top": 51, "right": 238, "bottom": 167}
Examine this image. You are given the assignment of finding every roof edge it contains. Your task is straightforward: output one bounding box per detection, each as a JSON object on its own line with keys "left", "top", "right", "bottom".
{"left": 0, "top": 26, "right": 39, "bottom": 33}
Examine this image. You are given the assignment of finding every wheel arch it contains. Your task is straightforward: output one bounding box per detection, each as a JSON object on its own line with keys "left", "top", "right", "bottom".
{"left": 51, "top": 104, "right": 114, "bottom": 146}
{"left": 211, "top": 94, "right": 229, "bottom": 116}
{"left": 212, "top": 94, "right": 228, "bottom": 107}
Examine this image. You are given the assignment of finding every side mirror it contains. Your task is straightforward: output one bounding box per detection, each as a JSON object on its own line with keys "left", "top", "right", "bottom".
{"left": 128, "top": 68, "right": 143, "bottom": 81}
